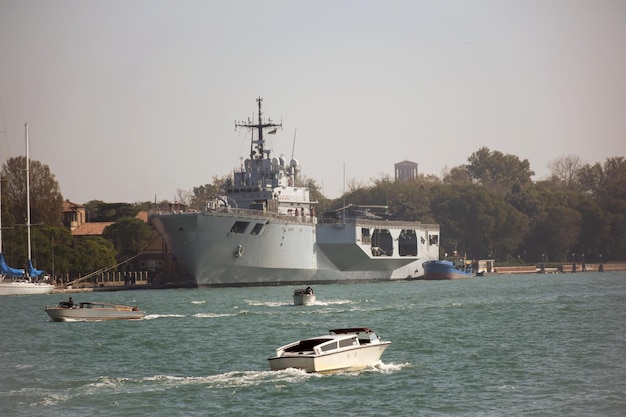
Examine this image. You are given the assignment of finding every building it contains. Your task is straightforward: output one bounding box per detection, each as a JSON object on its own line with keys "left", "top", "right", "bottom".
{"left": 62, "top": 200, "right": 87, "bottom": 232}
{"left": 395, "top": 160, "right": 418, "bottom": 182}
{"left": 61, "top": 201, "right": 190, "bottom": 285}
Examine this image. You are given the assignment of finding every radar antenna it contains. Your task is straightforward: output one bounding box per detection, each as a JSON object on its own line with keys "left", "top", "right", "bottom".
{"left": 234, "top": 97, "right": 282, "bottom": 161}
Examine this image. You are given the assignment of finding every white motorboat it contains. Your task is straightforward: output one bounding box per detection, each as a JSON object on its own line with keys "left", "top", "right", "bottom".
{"left": 268, "top": 328, "right": 391, "bottom": 373}
{"left": 293, "top": 287, "right": 315, "bottom": 305}
{"left": 44, "top": 300, "right": 145, "bottom": 321}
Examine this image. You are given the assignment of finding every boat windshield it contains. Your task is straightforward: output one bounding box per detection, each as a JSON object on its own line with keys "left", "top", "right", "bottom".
{"left": 285, "top": 338, "right": 332, "bottom": 353}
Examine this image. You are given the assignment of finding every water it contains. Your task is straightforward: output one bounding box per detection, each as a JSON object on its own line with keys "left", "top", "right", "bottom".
{"left": 1, "top": 272, "right": 625, "bottom": 416}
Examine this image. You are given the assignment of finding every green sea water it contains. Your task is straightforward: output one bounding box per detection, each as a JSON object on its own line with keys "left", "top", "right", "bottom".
{"left": 1, "top": 272, "right": 625, "bottom": 416}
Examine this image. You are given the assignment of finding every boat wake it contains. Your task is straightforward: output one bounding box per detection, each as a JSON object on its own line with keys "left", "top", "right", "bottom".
{"left": 193, "top": 312, "right": 242, "bottom": 318}
{"left": 22, "top": 363, "right": 409, "bottom": 408}
{"left": 143, "top": 314, "right": 185, "bottom": 320}
{"left": 244, "top": 299, "right": 354, "bottom": 308}
{"left": 373, "top": 361, "right": 412, "bottom": 374}
{"left": 311, "top": 299, "right": 353, "bottom": 306}
{"left": 79, "top": 369, "right": 315, "bottom": 394}
{"left": 245, "top": 299, "right": 291, "bottom": 307}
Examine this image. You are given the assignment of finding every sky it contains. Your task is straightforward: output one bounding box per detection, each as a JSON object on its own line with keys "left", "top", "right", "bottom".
{"left": 0, "top": 0, "right": 624, "bottom": 204}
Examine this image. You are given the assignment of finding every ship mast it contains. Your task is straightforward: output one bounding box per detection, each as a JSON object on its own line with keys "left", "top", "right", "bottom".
{"left": 235, "top": 97, "right": 282, "bottom": 162}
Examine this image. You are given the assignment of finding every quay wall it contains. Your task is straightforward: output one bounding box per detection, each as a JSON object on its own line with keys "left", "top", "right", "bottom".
{"left": 495, "top": 262, "right": 626, "bottom": 274}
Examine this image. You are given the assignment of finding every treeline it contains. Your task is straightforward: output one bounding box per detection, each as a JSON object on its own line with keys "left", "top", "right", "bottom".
{"left": 321, "top": 148, "right": 625, "bottom": 264}
{"left": 0, "top": 157, "right": 153, "bottom": 278}
{"left": 1, "top": 147, "right": 624, "bottom": 276}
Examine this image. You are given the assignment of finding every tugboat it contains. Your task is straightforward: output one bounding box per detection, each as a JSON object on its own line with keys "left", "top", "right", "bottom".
{"left": 422, "top": 251, "right": 474, "bottom": 280}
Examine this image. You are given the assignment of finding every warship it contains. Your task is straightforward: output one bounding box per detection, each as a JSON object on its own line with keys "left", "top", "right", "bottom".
{"left": 150, "top": 98, "right": 440, "bottom": 287}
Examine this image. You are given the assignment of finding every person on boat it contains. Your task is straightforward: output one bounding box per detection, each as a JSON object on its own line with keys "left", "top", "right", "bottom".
{"left": 305, "top": 286, "right": 313, "bottom": 294}
{"left": 59, "top": 298, "right": 71, "bottom": 308}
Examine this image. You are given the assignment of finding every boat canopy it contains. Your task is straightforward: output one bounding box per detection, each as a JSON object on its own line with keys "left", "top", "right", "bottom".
{"left": 27, "top": 260, "right": 44, "bottom": 278}
{"left": 0, "top": 253, "right": 25, "bottom": 277}
{"left": 329, "top": 328, "right": 372, "bottom": 334}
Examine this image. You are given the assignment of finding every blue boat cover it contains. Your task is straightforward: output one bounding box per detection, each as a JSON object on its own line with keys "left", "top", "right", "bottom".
{"left": 0, "top": 253, "right": 26, "bottom": 277}
{"left": 27, "top": 259, "right": 44, "bottom": 278}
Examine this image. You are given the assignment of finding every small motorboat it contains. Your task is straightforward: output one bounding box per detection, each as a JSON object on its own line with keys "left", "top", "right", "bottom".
{"left": 293, "top": 286, "right": 315, "bottom": 305}
{"left": 268, "top": 327, "right": 391, "bottom": 373}
{"left": 44, "top": 300, "right": 145, "bottom": 321}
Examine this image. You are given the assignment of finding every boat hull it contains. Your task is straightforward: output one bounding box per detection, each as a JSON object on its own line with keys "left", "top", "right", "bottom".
{"left": 0, "top": 281, "right": 55, "bottom": 296}
{"left": 268, "top": 342, "right": 390, "bottom": 373}
{"left": 422, "top": 260, "right": 474, "bottom": 280}
{"left": 151, "top": 210, "right": 440, "bottom": 287}
{"left": 44, "top": 305, "right": 145, "bottom": 321}
{"left": 293, "top": 293, "right": 316, "bottom": 306}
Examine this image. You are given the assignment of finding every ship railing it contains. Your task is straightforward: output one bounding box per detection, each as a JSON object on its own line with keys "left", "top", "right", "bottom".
{"left": 318, "top": 216, "right": 439, "bottom": 231}
{"left": 152, "top": 207, "right": 439, "bottom": 230}
{"left": 201, "top": 207, "right": 319, "bottom": 224}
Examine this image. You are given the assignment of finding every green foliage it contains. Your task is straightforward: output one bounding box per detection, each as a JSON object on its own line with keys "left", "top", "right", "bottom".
{"left": 428, "top": 184, "right": 528, "bottom": 260}
{"left": 3, "top": 157, "right": 63, "bottom": 227}
{"left": 103, "top": 217, "right": 153, "bottom": 259}
{"left": 84, "top": 201, "right": 146, "bottom": 222}
{"left": 71, "top": 237, "right": 117, "bottom": 274}
{"left": 467, "top": 147, "right": 534, "bottom": 194}
{"left": 189, "top": 182, "right": 221, "bottom": 210}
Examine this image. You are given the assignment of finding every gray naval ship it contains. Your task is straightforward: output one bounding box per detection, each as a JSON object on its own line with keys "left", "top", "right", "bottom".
{"left": 150, "top": 98, "right": 440, "bottom": 287}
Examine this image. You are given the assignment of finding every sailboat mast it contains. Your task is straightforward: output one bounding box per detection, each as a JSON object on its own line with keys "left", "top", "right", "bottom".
{"left": 25, "top": 123, "right": 31, "bottom": 262}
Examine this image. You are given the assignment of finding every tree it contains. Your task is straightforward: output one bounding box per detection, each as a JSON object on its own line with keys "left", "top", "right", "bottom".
{"left": 103, "top": 217, "right": 153, "bottom": 264}
{"left": 85, "top": 201, "right": 145, "bottom": 222}
{"left": 466, "top": 147, "right": 534, "bottom": 194}
{"left": 71, "top": 237, "right": 118, "bottom": 274}
{"left": 540, "top": 206, "right": 582, "bottom": 262}
{"left": 430, "top": 184, "right": 528, "bottom": 260}
{"left": 598, "top": 157, "right": 626, "bottom": 201}
{"left": 189, "top": 181, "right": 221, "bottom": 210}
{"left": 3, "top": 156, "right": 63, "bottom": 227}
{"left": 575, "top": 199, "right": 611, "bottom": 262}
{"left": 548, "top": 154, "right": 583, "bottom": 190}
{"left": 442, "top": 165, "right": 472, "bottom": 186}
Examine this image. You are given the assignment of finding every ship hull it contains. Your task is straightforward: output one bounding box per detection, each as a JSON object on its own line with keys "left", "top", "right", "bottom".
{"left": 422, "top": 260, "right": 474, "bottom": 280}
{"left": 0, "top": 281, "right": 55, "bottom": 295}
{"left": 151, "top": 209, "right": 439, "bottom": 287}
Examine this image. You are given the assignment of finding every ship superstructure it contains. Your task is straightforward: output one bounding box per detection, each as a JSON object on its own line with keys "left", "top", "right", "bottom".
{"left": 151, "top": 98, "right": 440, "bottom": 287}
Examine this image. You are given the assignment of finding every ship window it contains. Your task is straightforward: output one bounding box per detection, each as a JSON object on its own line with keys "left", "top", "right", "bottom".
{"left": 139, "top": 261, "right": 146, "bottom": 268}
{"left": 429, "top": 234, "right": 439, "bottom": 245}
{"left": 339, "top": 337, "right": 357, "bottom": 348}
{"left": 157, "top": 260, "right": 163, "bottom": 267}
{"left": 230, "top": 221, "right": 250, "bottom": 234}
{"left": 398, "top": 229, "right": 418, "bottom": 256}
{"left": 321, "top": 341, "right": 338, "bottom": 352}
{"left": 371, "top": 229, "right": 393, "bottom": 257}
{"left": 361, "top": 228, "right": 371, "bottom": 244}
{"left": 251, "top": 223, "right": 264, "bottom": 235}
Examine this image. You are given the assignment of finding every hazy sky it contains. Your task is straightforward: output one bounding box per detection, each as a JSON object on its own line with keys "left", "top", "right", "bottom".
{"left": 1, "top": 0, "right": 624, "bottom": 204}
